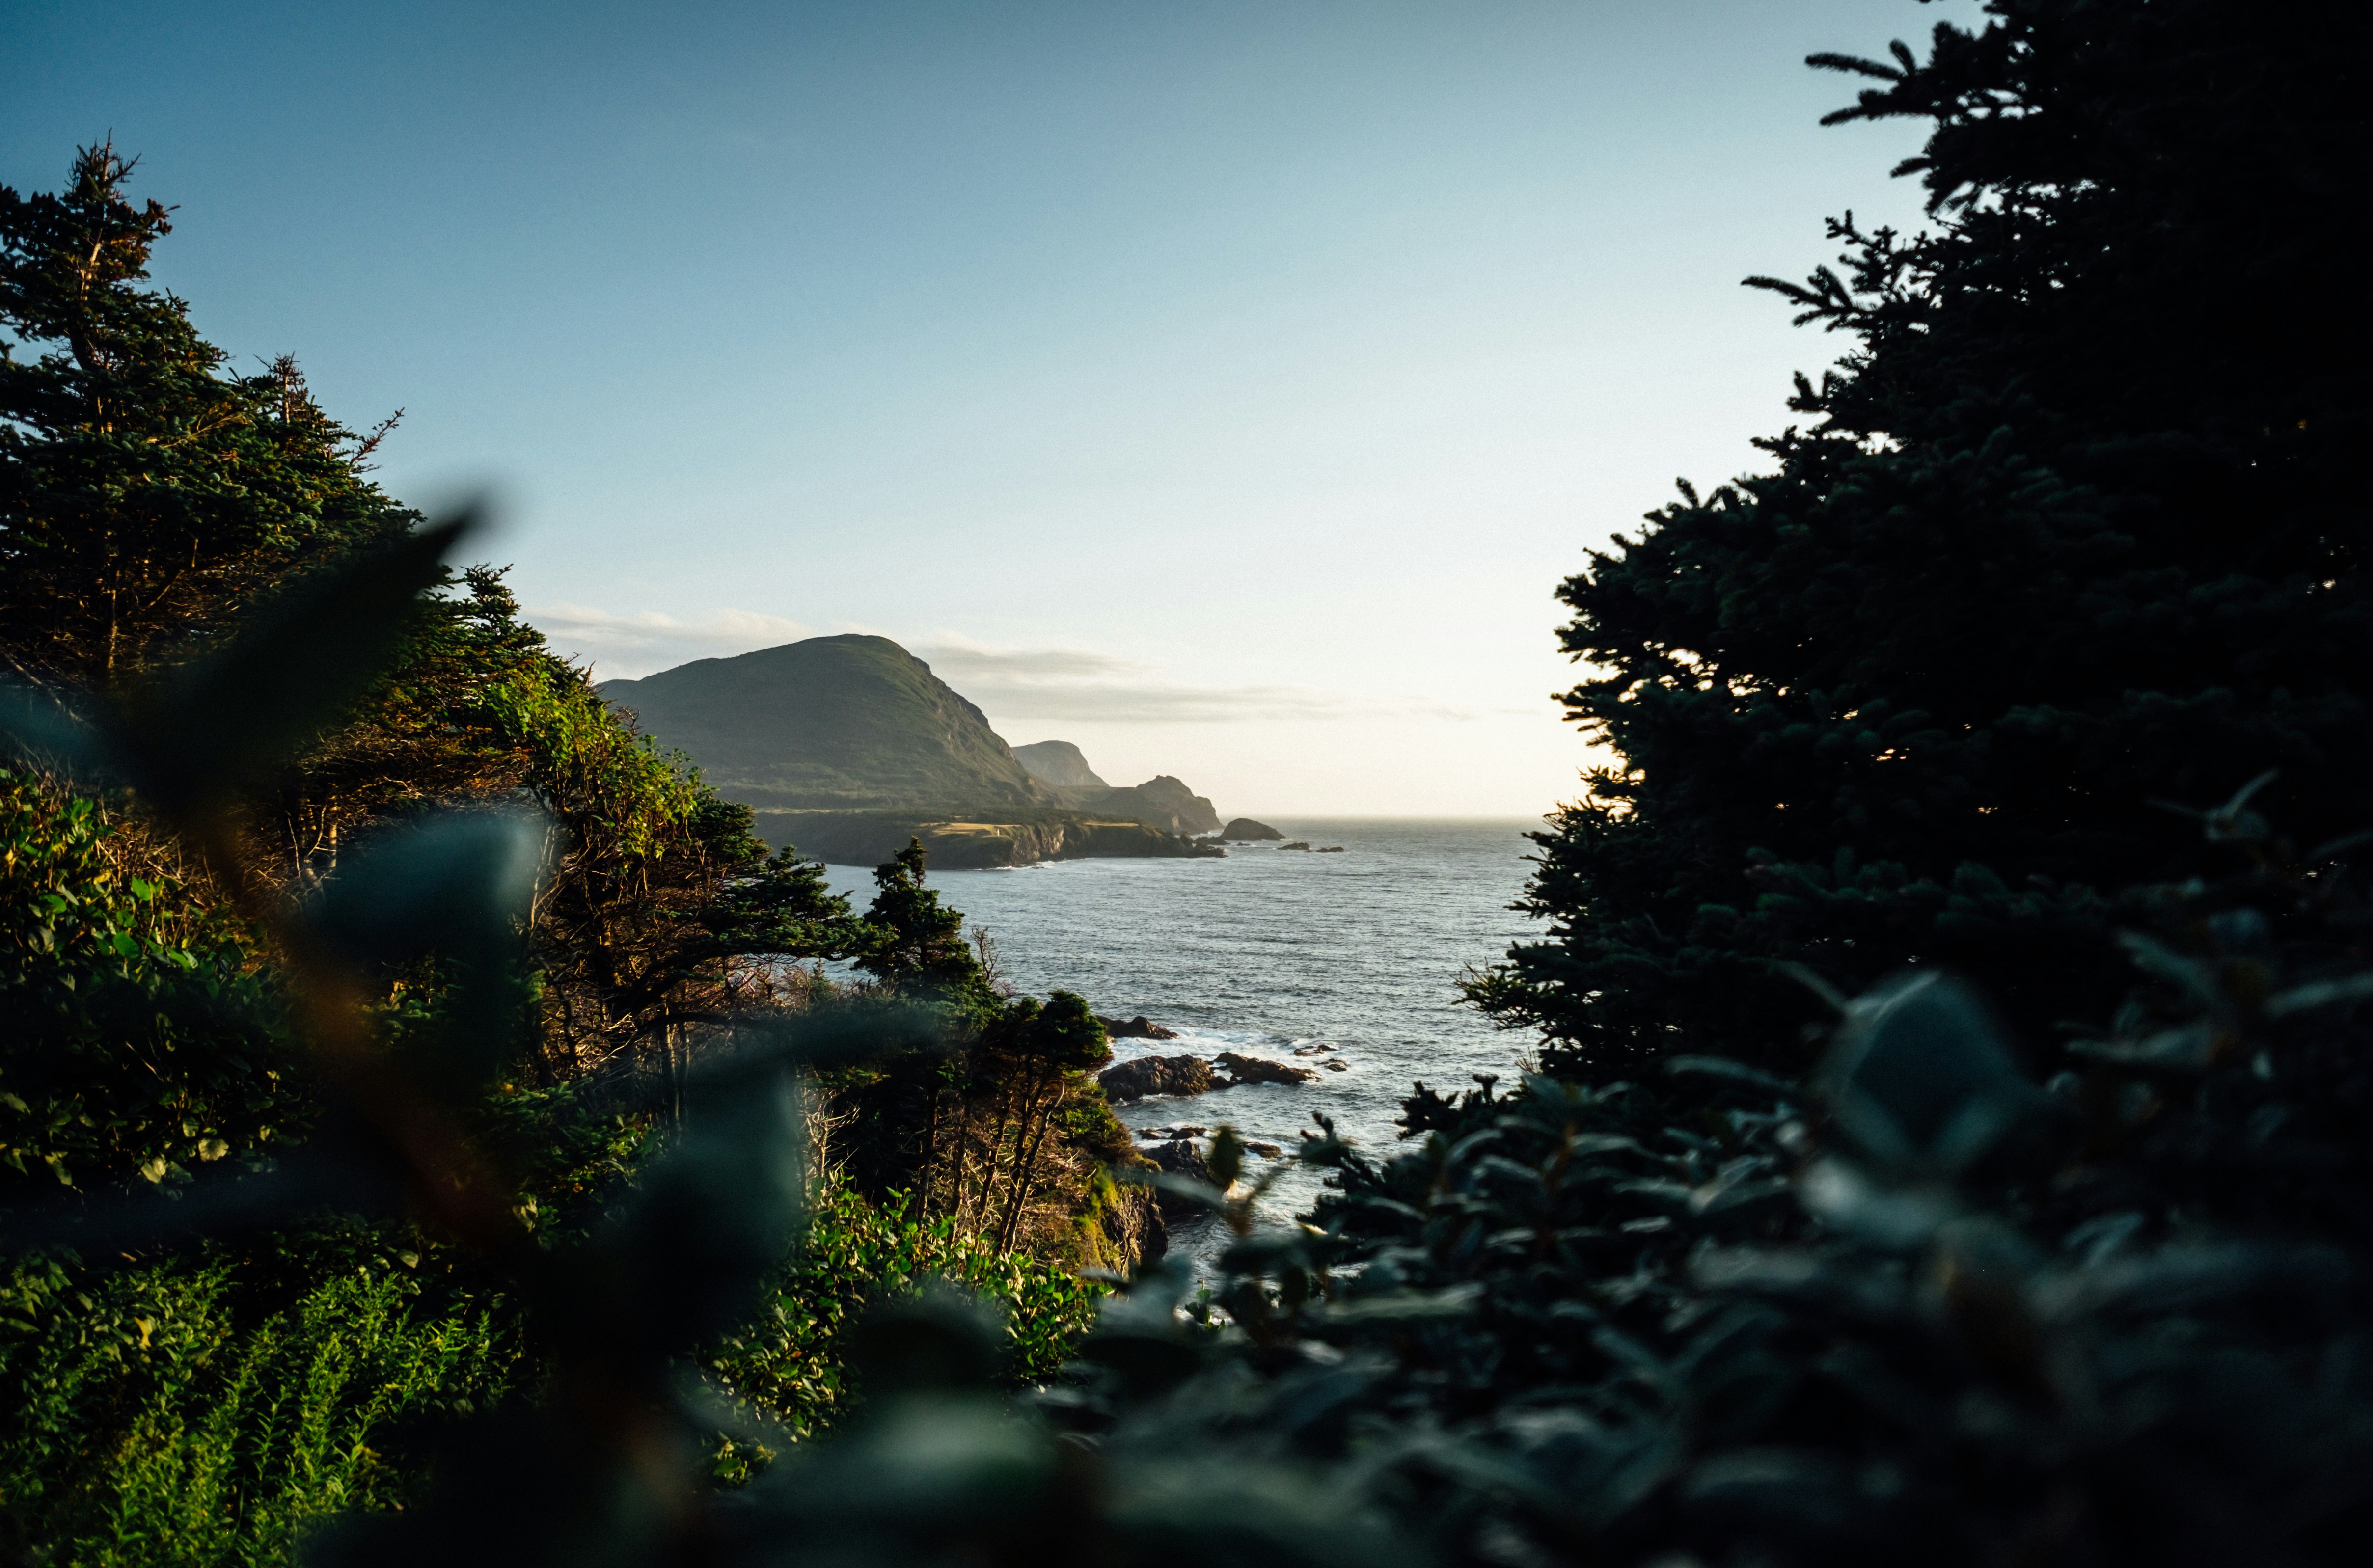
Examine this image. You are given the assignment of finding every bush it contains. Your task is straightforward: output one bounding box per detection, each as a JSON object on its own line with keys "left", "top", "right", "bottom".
{"left": 707, "top": 1185, "right": 1106, "bottom": 1462}
{"left": 0, "top": 1252, "right": 516, "bottom": 1567}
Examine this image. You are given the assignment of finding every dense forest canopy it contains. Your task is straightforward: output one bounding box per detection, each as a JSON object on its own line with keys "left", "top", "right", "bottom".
{"left": 6, "top": 2, "right": 2373, "bottom": 1567}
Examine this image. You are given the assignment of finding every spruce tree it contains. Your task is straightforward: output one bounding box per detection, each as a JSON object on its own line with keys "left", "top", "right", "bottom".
{"left": 1474, "top": 0, "right": 2373, "bottom": 1075}
{"left": 0, "top": 142, "right": 409, "bottom": 686}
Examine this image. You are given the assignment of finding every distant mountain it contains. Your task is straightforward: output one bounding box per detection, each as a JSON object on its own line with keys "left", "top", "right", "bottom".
{"left": 597, "top": 636, "right": 1229, "bottom": 866}
{"left": 598, "top": 634, "right": 1040, "bottom": 812}
{"left": 1013, "top": 740, "right": 1105, "bottom": 788}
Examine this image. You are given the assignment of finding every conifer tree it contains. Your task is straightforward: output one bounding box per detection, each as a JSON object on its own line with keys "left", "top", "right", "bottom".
{"left": 859, "top": 837, "right": 990, "bottom": 1004}
{"left": 1474, "top": 0, "right": 2373, "bottom": 1075}
{"left": 0, "top": 143, "right": 411, "bottom": 686}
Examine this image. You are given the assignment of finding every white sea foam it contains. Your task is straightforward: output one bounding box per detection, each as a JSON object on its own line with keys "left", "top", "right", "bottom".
{"left": 824, "top": 818, "right": 1540, "bottom": 1245}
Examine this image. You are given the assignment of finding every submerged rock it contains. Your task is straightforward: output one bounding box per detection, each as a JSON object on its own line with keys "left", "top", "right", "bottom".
{"left": 1099, "top": 1054, "right": 1214, "bottom": 1102}
{"left": 1245, "top": 1140, "right": 1284, "bottom": 1158}
{"left": 1213, "top": 1052, "right": 1317, "bottom": 1087}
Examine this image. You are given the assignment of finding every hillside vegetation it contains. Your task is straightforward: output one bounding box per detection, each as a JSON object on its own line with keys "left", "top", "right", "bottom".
{"left": 6, "top": 3, "right": 2373, "bottom": 1567}
{"left": 0, "top": 142, "right": 1151, "bottom": 1564}
{"left": 600, "top": 637, "right": 1042, "bottom": 813}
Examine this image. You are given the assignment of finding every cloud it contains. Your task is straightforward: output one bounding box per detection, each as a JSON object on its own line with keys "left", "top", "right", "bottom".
{"left": 527, "top": 607, "right": 1504, "bottom": 722}
{"left": 910, "top": 635, "right": 1491, "bottom": 725}
{"left": 529, "top": 603, "right": 811, "bottom": 676}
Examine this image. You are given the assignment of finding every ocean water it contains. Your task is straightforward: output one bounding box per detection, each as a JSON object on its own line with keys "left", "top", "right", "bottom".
{"left": 820, "top": 817, "right": 1546, "bottom": 1234}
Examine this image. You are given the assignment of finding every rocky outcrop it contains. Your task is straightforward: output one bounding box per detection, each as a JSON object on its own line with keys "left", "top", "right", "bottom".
{"left": 1141, "top": 1138, "right": 1216, "bottom": 1215}
{"left": 1013, "top": 740, "right": 1106, "bottom": 788}
{"left": 1098, "top": 1014, "right": 1179, "bottom": 1040}
{"left": 1098, "top": 1054, "right": 1214, "bottom": 1102}
{"left": 1221, "top": 817, "right": 1284, "bottom": 841}
{"left": 1144, "top": 1138, "right": 1212, "bottom": 1182}
{"left": 1064, "top": 775, "right": 1222, "bottom": 837}
{"left": 1213, "top": 1052, "right": 1317, "bottom": 1087}
{"left": 749, "top": 810, "right": 1225, "bottom": 868}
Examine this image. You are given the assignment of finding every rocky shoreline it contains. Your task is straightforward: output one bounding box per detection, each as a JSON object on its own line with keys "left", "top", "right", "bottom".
{"left": 748, "top": 808, "right": 1226, "bottom": 869}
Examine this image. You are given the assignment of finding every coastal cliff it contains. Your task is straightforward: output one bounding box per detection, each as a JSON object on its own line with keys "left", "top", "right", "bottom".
{"left": 758, "top": 810, "right": 1223, "bottom": 869}
{"left": 1012, "top": 740, "right": 1105, "bottom": 787}
{"left": 1059, "top": 773, "right": 1222, "bottom": 837}
{"left": 601, "top": 639, "right": 1233, "bottom": 865}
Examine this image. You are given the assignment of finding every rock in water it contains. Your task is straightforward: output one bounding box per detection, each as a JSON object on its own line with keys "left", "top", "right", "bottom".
{"left": 1221, "top": 817, "right": 1285, "bottom": 841}
{"left": 1143, "top": 1137, "right": 1215, "bottom": 1214}
{"left": 1212, "top": 1052, "right": 1317, "bottom": 1087}
{"left": 1098, "top": 1013, "right": 1180, "bottom": 1040}
{"left": 1098, "top": 1054, "right": 1214, "bottom": 1102}
{"left": 1145, "top": 1138, "right": 1211, "bottom": 1180}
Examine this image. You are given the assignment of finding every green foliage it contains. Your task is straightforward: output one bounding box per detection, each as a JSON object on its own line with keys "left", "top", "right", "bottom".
{"left": 488, "top": 663, "right": 703, "bottom": 864}
{"left": 491, "top": 658, "right": 869, "bottom": 1080}
{"left": 856, "top": 837, "right": 987, "bottom": 1002}
{"left": 707, "top": 1185, "right": 1105, "bottom": 1452}
{"left": 832, "top": 870, "right": 1140, "bottom": 1264}
{"left": 0, "top": 769, "right": 296, "bottom": 1198}
{"left": 1479, "top": 0, "right": 2373, "bottom": 1075}
{"left": 0, "top": 1252, "right": 516, "bottom": 1568}
{"left": 21, "top": 7, "right": 2373, "bottom": 1566}
{"left": 0, "top": 139, "right": 1157, "bottom": 1568}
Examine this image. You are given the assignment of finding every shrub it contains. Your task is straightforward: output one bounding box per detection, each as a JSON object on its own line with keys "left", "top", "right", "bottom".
{"left": 0, "top": 1253, "right": 515, "bottom": 1567}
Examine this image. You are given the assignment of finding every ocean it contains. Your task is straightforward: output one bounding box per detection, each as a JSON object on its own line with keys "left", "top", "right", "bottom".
{"left": 820, "top": 817, "right": 1547, "bottom": 1239}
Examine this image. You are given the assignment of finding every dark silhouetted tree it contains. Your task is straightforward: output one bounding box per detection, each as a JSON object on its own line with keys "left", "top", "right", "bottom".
{"left": 1474, "top": 0, "right": 2373, "bottom": 1076}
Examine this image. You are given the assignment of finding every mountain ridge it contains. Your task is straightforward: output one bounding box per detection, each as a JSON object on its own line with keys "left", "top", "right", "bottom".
{"left": 598, "top": 634, "right": 1041, "bottom": 812}
{"left": 598, "top": 635, "right": 1225, "bottom": 864}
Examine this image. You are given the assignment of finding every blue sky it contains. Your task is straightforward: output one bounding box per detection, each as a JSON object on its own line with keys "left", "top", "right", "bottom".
{"left": 4, "top": 0, "right": 1951, "bottom": 815}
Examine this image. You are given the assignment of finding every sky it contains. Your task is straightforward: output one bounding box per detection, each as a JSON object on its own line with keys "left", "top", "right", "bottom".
{"left": 4, "top": 0, "right": 1951, "bottom": 817}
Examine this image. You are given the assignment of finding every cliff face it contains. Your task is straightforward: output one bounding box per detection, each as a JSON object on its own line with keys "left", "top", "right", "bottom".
{"left": 598, "top": 635, "right": 1042, "bottom": 811}
{"left": 1060, "top": 775, "right": 1221, "bottom": 837}
{"left": 1013, "top": 741, "right": 1106, "bottom": 788}
{"left": 752, "top": 810, "right": 1222, "bottom": 869}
